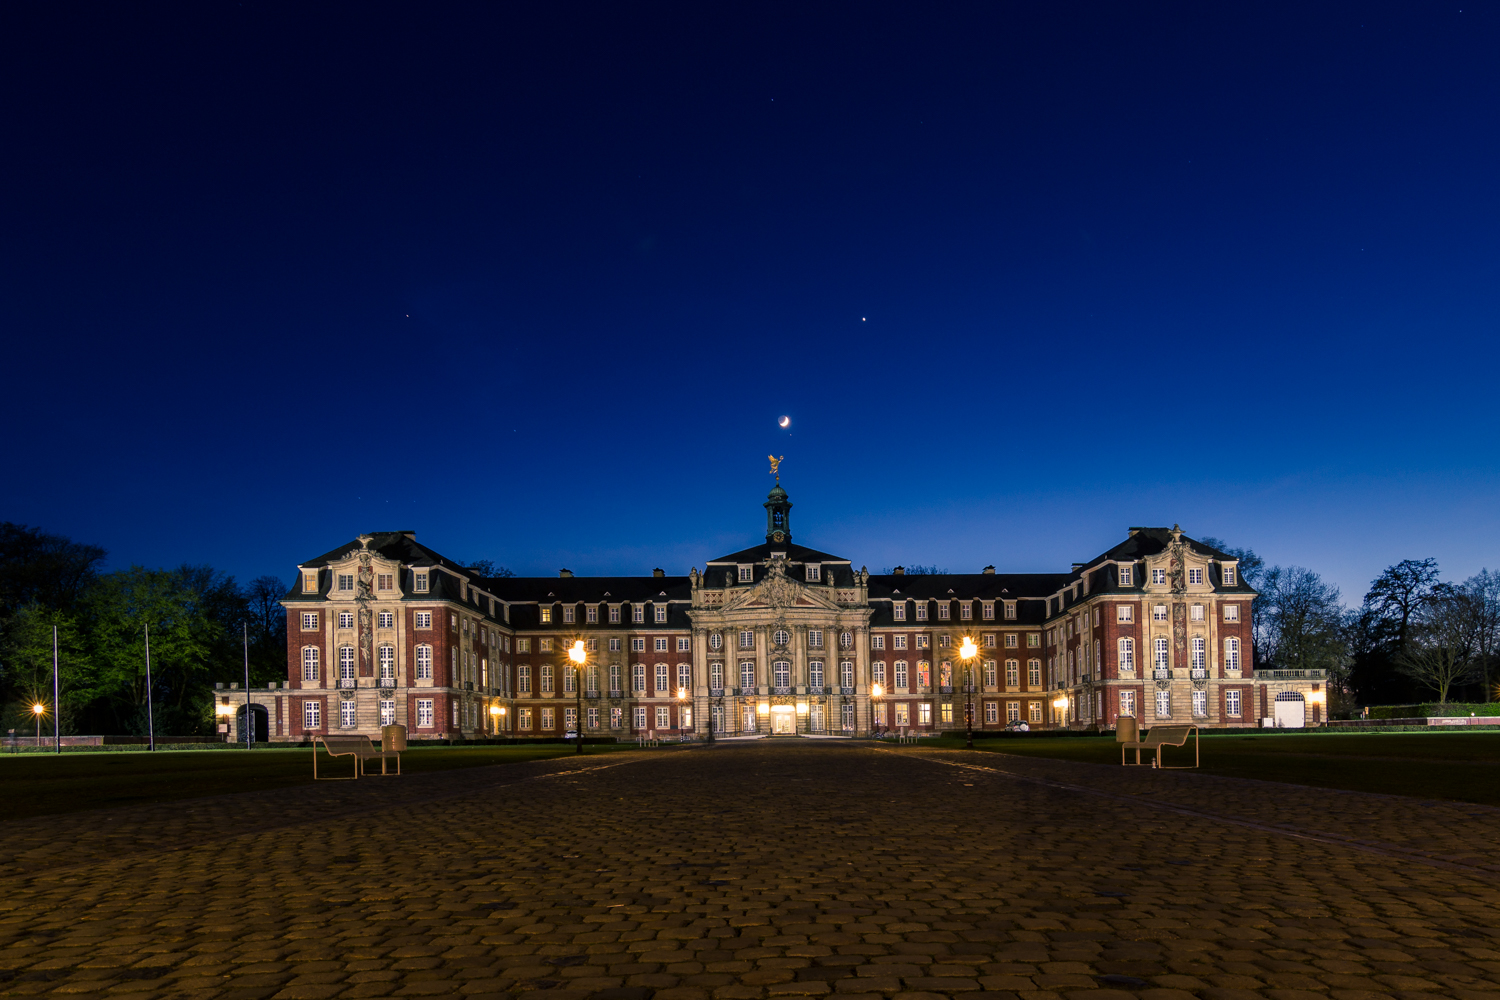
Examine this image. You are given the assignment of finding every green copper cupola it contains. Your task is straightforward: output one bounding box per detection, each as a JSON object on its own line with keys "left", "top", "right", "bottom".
{"left": 764, "top": 485, "right": 792, "bottom": 544}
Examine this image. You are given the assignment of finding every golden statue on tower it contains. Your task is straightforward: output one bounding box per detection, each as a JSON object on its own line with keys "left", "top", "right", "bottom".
{"left": 768, "top": 455, "right": 784, "bottom": 482}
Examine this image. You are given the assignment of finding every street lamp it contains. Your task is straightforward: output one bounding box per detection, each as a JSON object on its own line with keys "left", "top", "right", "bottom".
{"left": 568, "top": 640, "right": 586, "bottom": 754}
{"left": 1053, "top": 694, "right": 1069, "bottom": 727}
{"left": 870, "top": 683, "right": 884, "bottom": 738}
{"left": 32, "top": 703, "right": 45, "bottom": 746}
{"left": 677, "top": 686, "right": 688, "bottom": 742}
{"left": 959, "top": 637, "right": 979, "bottom": 749}
{"left": 489, "top": 704, "right": 501, "bottom": 738}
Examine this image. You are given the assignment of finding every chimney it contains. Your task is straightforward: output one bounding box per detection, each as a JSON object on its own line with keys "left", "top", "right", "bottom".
{"left": 559, "top": 569, "right": 573, "bottom": 578}
{"left": 400, "top": 530, "right": 417, "bottom": 540}
{"left": 982, "top": 565, "right": 995, "bottom": 575}
{"left": 892, "top": 566, "right": 905, "bottom": 576}
{"left": 653, "top": 568, "right": 665, "bottom": 578}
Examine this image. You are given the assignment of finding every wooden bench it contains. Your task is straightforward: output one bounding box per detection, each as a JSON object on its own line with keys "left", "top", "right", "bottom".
{"left": 313, "top": 732, "right": 402, "bottom": 779}
{"left": 1116, "top": 718, "right": 1199, "bottom": 768}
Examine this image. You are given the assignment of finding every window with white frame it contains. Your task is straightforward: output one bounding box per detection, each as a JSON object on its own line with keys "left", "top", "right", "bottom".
{"left": 871, "top": 634, "right": 885, "bottom": 650}
{"left": 517, "top": 665, "right": 530, "bottom": 693}
{"left": 1006, "top": 701, "right": 1020, "bottom": 722}
{"left": 609, "top": 605, "right": 621, "bottom": 623}
{"left": 893, "top": 635, "right": 907, "bottom": 650}
{"left": 587, "top": 706, "right": 599, "bottom": 729}
{"left": 677, "top": 636, "right": 690, "bottom": 652}
{"left": 1005, "top": 659, "right": 1019, "bottom": 687}
{"left": 1118, "top": 566, "right": 1133, "bottom": 586}
{"left": 610, "top": 706, "right": 622, "bottom": 728}
{"left": 1225, "top": 637, "right": 1241, "bottom": 671}
{"left": 938, "top": 634, "right": 951, "bottom": 648}
{"left": 655, "top": 706, "right": 669, "bottom": 729}
{"left": 340, "top": 699, "right": 356, "bottom": 728}
{"left": 894, "top": 661, "right": 908, "bottom": 688}
{"left": 302, "top": 647, "right": 320, "bottom": 681}
{"left": 1192, "top": 690, "right": 1207, "bottom": 717}
{"left": 413, "top": 572, "right": 428, "bottom": 593}
{"left": 773, "top": 660, "right": 791, "bottom": 688}
{"left": 805, "top": 564, "right": 820, "bottom": 582}
{"left": 809, "top": 660, "right": 824, "bottom": 688}
{"left": 304, "top": 700, "right": 321, "bottom": 729}
{"left": 563, "top": 606, "right": 575, "bottom": 623}
{"left": 634, "top": 706, "right": 647, "bottom": 729}
{"left": 518, "top": 708, "right": 531, "bottom": 730}
{"left": 415, "top": 645, "right": 432, "bottom": 680}
{"left": 564, "top": 707, "right": 577, "bottom": 730}
{"left": 1004, "top": 633, "right": 1016, "bottom": 648}
{"left": 1153, "top": 636, "right": 1169, "bottom": 671}
{"left": 1155, "top": 690, "right": 1171, "bottom": 718}
{"left": 677, "top": 662, "right": 690, "bottom": 692}
{"left": 378, "top": 645, "right": 394, "bottom": 682}
{"left": 302, "top": 571, "right": 318, "bottom": 593}
{"left": 710, "top": 661, "right": 724, "bottom": 690}
{"left": 937, "top": 603, "right": 950, "bottom": 620}
{"left": 984, "top": 660, "right": 997, "bottom": 687}
{"left": 1191, "top": 636, "right": 1205, "bottom": 670}
{"left": 339, "top": 646, "right": 355, "bottom": 685}
{"left": 1224, "top": 604, "right": 1241, "bottom": 622}
{"left": 893, "top": 604, "right": 906, "bottom": 621}
{"left": 809, "top": 629, "right": 824, "bottom": 648}
{"left": 1226, "top": 689, "right": 1242, "bottom": 716}
{"left": 656, "top": 663, "right": 669, "bottom": 692}
{"left": 1003, "top": 601, "right": 1017, "bottom": 620}
{"left": 1118, "top": 638, "right": 1135, "bottom": 671}
{"left": 1189, "top": 568, "right": 1203, "bottom": 585}
{"left": 709, "top": 632, "right": 724, "bottom": 651}
{"left": 337, "top": 574, "right": 354, "bottom": 592}
{"left": 301, "top": 612, "right": 319, "bottom": 630}
{"left": 654, "top": 605, "right": 666, "bottom": 623}
{"left": 1153, "top": 604, "right": 1168, "bottom": 622}
{"left": 587, "top": 605, "right": 598, "bottom": 623}
{"left": 378, "top": 611, "right": 393, "bottom": 629}
{"left": 563, "top": 665, "right": 576, "bottom": 694}
{"left": 380, "top": 700, "right": 395, "bottom": 726}
{"left": 1117, "top": 604, "right": 1134, "bottom": 623}
{"left": 378, "top": 573, "right": 393, "bottom": 592}
{"left": 1027, "top": 659, "right": 1041, "bottom": 686}
{"left": 871, "top": 661, "right": 885, "bottom": 685}
{"left": 985, "top": 701, "right": 998, "bottom": 723}
{"left": 654, "top": 638, "right": 668, "bottom": 652}
{"left": 539, "top": 638, "right": 553, "bottom": 653}
{"left": 633, "top": 663, "right": 646, "bottom": 691}
{"left": 587, "top": 638, "right": 598, "bottom": 652}
{"left": 541, "top": 707, "right": 554, "bottom": 730}
{"left": 1191, "top": 604, "right": 1204, "bottom": 621}
{"left": 738, "top": 565, "right": 753, "bottom": 582}
{"left": 740, "top": 661, "right": 755, "bottom": 689}
{"left": 632, "top": 605, "right": 644, "bottom": 624}
{"left": 840, "top": 631, "right": 853, "bottom": 650}
{"left": 982, "top": 602, "right": 995, "bottom": 620}
{"left": 915, "top": 635, "right": 930, "bottom": 649}
{"left": 1224, "top": 565, "right": 1238, "bottom": 586}
{"left": 337, "top": 611, "right": 353, "bottom": 629}
{"left": 609, "top": 663, "right": 621, "bottom": 692}
{"left": 539, "top": 607, "right": 552, "bottom": 624}
{"left": 1028, "top": 633, "right": 1040, "bottom": 648}
{"left": 540, "top": 665, "right": 554, "bottom": 694}
{"left": 515, "top": 638, "right": 529, "bottom": 653}
{"left": 915, "top": 603, "right": 928, "bottom": 621}
{"left": 1118, "top": 690, "right": 1135, "bottom": 718}
{"left": 631, "top": 638, "right": 645, "bottom": 651}
{"left": 983, "top": 634, "right": 997, "bottom": 648}
{"left": 739, "top": 630, "right": 754, "bottom": 649}
{"left": 840, "top": 661, "right": 853, "bottom": 687}
{"left": 415, "top": 611, "right": 431, "bottom": 629}
{"left": 960, "top": 602, "right": 972, "bottom": 620}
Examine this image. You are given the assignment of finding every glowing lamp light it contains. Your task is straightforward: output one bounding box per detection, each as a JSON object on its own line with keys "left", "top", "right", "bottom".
{"left": 871, "top": 683, "right": 883, "bottom": 698}
{"left": 499, "top": 707, "right": 507, "bottom": 716}
{"left": 214, "top": 702, "right": 234, "bottom": 716}
{"left": 796, "top": 702, "right": 809, "bottom": 714}
{"left": 1308, "top": 690, "right": 1326, "bottom": 704}
{"left": 677, "top": 686, "right": 687, "bottom": 699}
{"left": 959, "top": 637, "right": 978, "bottom": 660}
{"left": 1053, "top": 696, "right": 1069, "bottom": 709}
{"left": 489, "top": 705, "right": 501, "bottom": 716}
{"left": 757, "top": 702, "right": 770, "bottom": 715}
{"left": 32, "top": 703, "right": 45, "bottom": 716}
{"left": 568, "top": 640, "right": 586, "bottom": 664}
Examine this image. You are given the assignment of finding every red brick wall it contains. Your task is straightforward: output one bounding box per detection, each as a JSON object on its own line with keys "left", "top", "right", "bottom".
{"left": 286, "top": 609, "right": 324, "bottom": 690}
{"left": 1103, "top": 600, "right": 1140, "bottom": 679}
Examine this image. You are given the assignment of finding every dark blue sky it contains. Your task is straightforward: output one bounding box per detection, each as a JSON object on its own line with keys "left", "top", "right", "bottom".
{"left": 3, "top": 2, "right": 1497, "bottom": 603}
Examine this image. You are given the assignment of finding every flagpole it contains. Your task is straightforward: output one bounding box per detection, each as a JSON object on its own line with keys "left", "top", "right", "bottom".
{"left": 53, "top": 625, "right": 61, "bottom": 755}
{"left": 243, "top": 622, "right": 251, "bottom": 748}
{"left": 144, "top": 622, "right": 156, "bottom": 752}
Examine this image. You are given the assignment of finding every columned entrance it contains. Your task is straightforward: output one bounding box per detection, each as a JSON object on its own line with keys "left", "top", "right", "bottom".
{"left": 771, "top": 705, "right": 795, "bottom": 734}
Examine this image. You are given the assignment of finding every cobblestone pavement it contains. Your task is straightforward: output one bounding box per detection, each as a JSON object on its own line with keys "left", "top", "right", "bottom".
{"left": 3, "top": 741, "right": 1500, "bottom": 1000}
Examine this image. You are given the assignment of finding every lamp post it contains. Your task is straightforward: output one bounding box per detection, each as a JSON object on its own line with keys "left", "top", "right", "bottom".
{"left": 677, "top": 686, "right": 689, "bottom": 742}
{"left": 1053, "top": 694, "right": 1069, "bottom": 728}
{"left": 32, "top": 703, "right": 44, "bottom": 746}
{"left": 568, "top": 641, "right": 586, "bottom": 754}
{"left": 870, "top": 683, "right": 884, "bottom": 738}
{"left": 489, "top": 704, "right": 501, "bottom": 739}
{"left": 959, "top": 637, "right": 979, "bottom": 749}
{"left": 499, "top": 705, "right": 508, "bottom": 738}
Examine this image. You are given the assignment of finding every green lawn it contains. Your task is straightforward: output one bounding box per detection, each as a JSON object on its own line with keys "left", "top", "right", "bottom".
{"left": 0, "top": 742, "right": 658, "bottom": 821}
{"left": 927, "top": 731, "right": 1500, "bottom": 807}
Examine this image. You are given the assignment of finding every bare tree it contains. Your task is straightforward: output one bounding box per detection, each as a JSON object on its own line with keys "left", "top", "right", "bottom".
{"left": 1362, "top": 558, "right": 1442, "bottom": 654}
{"left": 1456, "top": 570, "right": 1500, "bottom": 701}
{"left": 1256, "top": 565, "right": 1352, "bottom": 710}
{"left": 1397, "top": 589, "right": 1478, "bottom": 705}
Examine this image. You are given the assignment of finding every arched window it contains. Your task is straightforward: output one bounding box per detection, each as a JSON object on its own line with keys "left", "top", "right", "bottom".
{"left": 838, "top": 661, "right": 852, "bottom": 688}
{"left": 1095, "top": 640, "right": 1101, "bottom": 671}
{"left": 541, "top": 664, "right": 555, "bottom": 694}
{"left": 740, "top": 661, "right": 755, "bottom": 689}
{"left": 894, "top": 660, "right": 908, "bottom": 688}
{"left": 809, "top": 660, "right": 824, "bottom": 688}
{"left": 1154, "top": 637, "right": 1169, "bottom": 671}
{"left": 1225, "top": 637, "right": 1241, "bottom": 671}
{"left": 1118, "top": 637, "right": 1135, "bottom": 670}
{"left": 609, "top": 663, "right": 621, "bottom": 693}
{"left": 710, "top": 662, "right": 723, "bottom": 690}
{"left": 415, "top": 644, "right": 432, "bottom": 680}
{"left": 773, "top": 660, "right": 791, "bottom": 687}
{"left": 1191, "top": 636, "right": 1205, "bottom": 670}
{"left": 339, "top": 646, "right": 356, "bottom": 685}
{"left": 378, "top": 645, "right": 395, "bottom": 682}
{"left": 302, "top": 647, "right": 320, "bottom": 682}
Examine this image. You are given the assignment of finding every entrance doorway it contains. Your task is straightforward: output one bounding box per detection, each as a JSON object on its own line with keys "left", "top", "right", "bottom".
{"left": 771, "top": 706, "right": 795, "bottom": 734}
{"left": 1273, "top": 691, "right": 1306, "bottom": 728}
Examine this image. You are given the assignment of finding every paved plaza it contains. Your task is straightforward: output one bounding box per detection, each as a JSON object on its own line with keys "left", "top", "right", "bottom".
{"left": 2, "top": 742, "right": 1500, "bottom": 1000}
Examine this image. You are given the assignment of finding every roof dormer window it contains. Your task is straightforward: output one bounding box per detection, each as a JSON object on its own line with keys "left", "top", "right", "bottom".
{"left": 413, "top": 571, "right": 429, "bottom": 593}
{"left": 738, "top": 565, "right": 753, "bottom": 582}
{"left": 805, "top": 564, "right": 820, "bottom": 582}
{"left": 1224, "top": 565, "right": 1237, "bottom": 586}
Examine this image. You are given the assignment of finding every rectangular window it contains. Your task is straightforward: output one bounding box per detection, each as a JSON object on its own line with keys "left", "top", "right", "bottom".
{"left": 984, "top": 701, "right": 997, "bottom": 723}
{"left": 303, "top": 700, "right": 321, "bottom": 729}
{"left": 1224, "top": 604, "right": 1241, "bottom": 622}
{"left": 937, "top": 603, "right": 950, "bottom": 620}
{"left": 380, "top": 699, "right": 395, "bottom": 726}
{"left": 539, "top": 638, "right": 553, "bottom": 653}
{"left": 984, "top": 660, "right": 996, "bottom": 687}
{"left": 302, "top": 571, "right": 318, "bottom": 593}
{"left": 337, "top": 574, "right": 353, "bottom": 592}
{"left": 611, "top": 706, "right": 622, "bottom": 729}
{"left": 651, "top": 637, "right": 666, "bottom": 652}
{"left": 808, "top": 630, "right": 823, "bottom": 648}
{"left": 1226, "top": 689, "right": 1242, "bottom": 717}
{"left": 609, "top": 606, "right": 621, "bottom": 623}
{"left": 301, "top": 612, "right": 319, "bottom": 630}
{"left": 711, "top": 662, "right": 724, "bottom": 690}
{"left": 585, "top": 605, "right": 598, "bottom": 624}
{"left": 938, "top": 634, "right": 951, "bottom": 648}
{"left": 739, "top": 630, "right": 754, "bottom": 649}
{"left": 633, "top": 663, "right": 646, "bottom": 691}
{"left": 518, "top": 708, "right": 532, "bottom": 731}
{"left": 915, "top": 635, "right": 929, "bottom": 649}
{"left": 1156, "top": 690, "right": 1171, "bottom": 718}
{"left": 563, "top": 606, "right": 575, "bottom": 623}
{"left": 1188, "top": 568, "right": 1203, "bottom": 585}
{"left": 1004, "top": 633, "right": 1017, "bottom": 648}
{"left": 414, "top": 645, "right": 432, "bottom": 680}
{"left": 340, "top": 699, "right": 356, "bottom": 728}
{"left": 918, "top": 703, "right": 932, "bottom": 726}
{"left": 1007, "top": 701, "right": 1020, "bottom": 722}
{"left": 1028, "top": 659, "right": 1041, "bottom": 686}
{"left": 895, "top": 703, "right": 910, "bottom": 727}
{"left": 654, "top": 605, "right": 667, "bottom": 624}
{"left": 655, "top": 663, "right": 669, "bottom": 692}
{"left": 1119, "top": 690, "right": 1135, "bottom": 718}
{"left": 655, "top": 706, "right": 670, "bottom": 729}
{"left": 517, "top": 665, "right": 530, "bottom": 693}
{"left": 893, "top": 604, "right": 906, "bottom": 621}
{"left": 1153, "top": 604, "right": 1168, "bottom": 622}
{"left": 960, "top": 602, "right": 972, "bottom": 620}
{"left": 1005, "top": 659, "right": 1019, "bottom": 687}
{"left": 1027, "top": 633, "right": 1040, "bottom": 648}
{"left": 378, "top": 611, "right": 393, "bottom": 629}
{"left": 1152, "top": 569, "right": 1166, "bottom": 585}
{"left": 377, "top": 573, "right": 393, "bottom": 592}
{"left": 1118, "top": 566, "right": 1133, "bottom": 587}
{"left": 540, "top": 607, "right": 552, "bottom": 624}
{"left": 1003, "top": 602, "right": 1017, "bottom": 620}
{"left": 541, "top": 708, "right": 554, "bottom": 730}
{"left": 894, "top": 661, "right": 908, "bottom": 688}
{"left": 415, "top": 611, "right": 431, "bottom": 629}
{"left": 915, "top": 604, "right": 928, "bottom": 621}
{"left": 738, "top": 565, "right": 753, "bottom": 582}
{"left": 677, "top": 637, "right": 690, "bottom": 652}
{"left": 632, "top": 606, "right": 644, "bottom": 623}
{"left": 1191, "top": 636, "right": 1205, "bottom": 670}
{"left": 740, "top": 661, "right": 755, "bottom": 689}
{"left": 940, "top": 702, "right": 953, "bottom": 724}
{"left": 609, "top": 638, "right": 621, "bottom": 652}
{"left": 1117, "top": 604, "right": 1134, "bottom": 623}
{"left": 1224, "top": 565, "right": 1238, "bottom": 586}
{"left": 609, "top": 663, "right": 621, "bottom": 693}
{"left": 516, "top": 638, "right": 530, "bottom": 653}
{"left": 631, "top": 637, "right": 645, "bottom": 652}
{"left": 378, "top": 645, "right": 395, "bottom": 681}
{"left": 587, "top": 707, "right": 599, "bottom": 729}
{"left": 982, "top": 602, "right": 995, "bottom": 620}
{"left": 1118, "top": 637, "right": 1135, "bottom": 671}
{"left": 1192, "top": 690, "right": 1207, "bottom": 717}
{"left": 564, "top": 707, "right": 577, "bottom": 731}
{"left": 871, "top": 661, "right": 885, "bottom": 685}
{"left": 417, "top": 699, "right": 433, "bottom": 727}
{"left": 634, "top": 707, "right": 647, "bottom": 730}
{"left": 805, "top": 564, "right": 820, "bottom": 582}
{"left": 871, "top": 635, "right": 885, "bottom": 650}
{"left": 413, "top": 572, "right": 429, "bottom": 593}
{"left": 1191, "top": 604, "right": 1204, "bottom": 621}
{"left": 893, "top": 635, "right": 908, "bottom": 650}
{"left": 678, "top": 662, "right": 691, "bottom": 692}
{"left": 587, "top": 638, "right": 598, "bottom": 652}
{"left": 1225, "top": 637, "right": 1241, "bottom": 671}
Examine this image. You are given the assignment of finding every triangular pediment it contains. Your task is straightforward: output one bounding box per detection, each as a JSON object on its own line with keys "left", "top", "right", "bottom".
{"left": 721, "top": 572, "right": 842, "bottom": 613}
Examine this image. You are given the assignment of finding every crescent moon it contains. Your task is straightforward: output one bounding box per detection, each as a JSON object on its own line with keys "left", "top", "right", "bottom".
{"left": 778, "top": 416, "right": 790, "bottom": 428}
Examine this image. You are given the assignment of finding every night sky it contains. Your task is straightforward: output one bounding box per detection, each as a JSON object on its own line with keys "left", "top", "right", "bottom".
{"left": 3, "top": 3, "right": 1497, "bottom": 602}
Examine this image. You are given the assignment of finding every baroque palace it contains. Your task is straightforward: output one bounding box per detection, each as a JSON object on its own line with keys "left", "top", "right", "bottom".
{"left": 222, "top": 483, "right": 1326, "bottom": 742}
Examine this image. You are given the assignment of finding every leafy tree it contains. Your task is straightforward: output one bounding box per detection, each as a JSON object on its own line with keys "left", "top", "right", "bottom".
{"left": 1255, "top": 565, "right": 1353, "bottom": 712}
{"left": 1351, "top": 558, "right": 1441, "bottom": 704}
{"left": 0, "top": 604, "right": 90, "bottom": 736}
{"left": 1454, "top": 570, "right": 1500, "bottom": 701}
